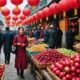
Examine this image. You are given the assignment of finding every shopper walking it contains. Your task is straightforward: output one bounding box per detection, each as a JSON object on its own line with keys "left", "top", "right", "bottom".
{"left": 0, "top": 29, "right": 3, "bottom": 54}
{"left": 34, "top": 29, "right": 40, "bottom": 40}
{"left": 56, "top": 27, "right": 63, "bottom": 48}
{"left": 13, "top": 27, "right": 28, "bottom": 79}
{"left": 3, "top": 27, "right": 13, "bottom": 64}
{"left": 44, "top": 27, "right": 48, "bottom": 43}
{"left": 66, "top": 28, "right": 75, "bottom": 50}
{"left": 48, "top": 25, "right": 56, "bottom": 49}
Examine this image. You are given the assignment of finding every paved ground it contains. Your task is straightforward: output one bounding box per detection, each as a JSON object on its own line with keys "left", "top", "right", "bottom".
{"left": 0, "top": 49, "right": 35, "bottom": 80}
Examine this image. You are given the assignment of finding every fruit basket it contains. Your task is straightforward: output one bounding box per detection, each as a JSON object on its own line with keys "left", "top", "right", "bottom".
{"left": 73, "top": 44, "right": 80, "bottom": 53}
{"left": 26, "top": 50, "right": 39, "bottom": 57}
{"left": 57, "top": 48, "right": 76, "bottom": 56}
{"left": 31, "top": 56, "right": 52, "bottom": 69}
{"left": 47, "top": 67, "right": 61, "bottom": 80}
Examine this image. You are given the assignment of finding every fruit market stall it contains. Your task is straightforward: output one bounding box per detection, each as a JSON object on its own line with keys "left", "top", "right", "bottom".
{"left": 0, "top": 64, "right": 6, "bottom": 80}
{"left": 47, "top": 54, "right": 80, "bottom": 80}
{"left": 30, "top": 49, "right": 70, "bottom": 80}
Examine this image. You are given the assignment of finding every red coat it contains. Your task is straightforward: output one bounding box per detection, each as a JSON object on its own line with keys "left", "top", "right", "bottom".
{"left": 13, "top": 34, "right": 28, "bottom": 69}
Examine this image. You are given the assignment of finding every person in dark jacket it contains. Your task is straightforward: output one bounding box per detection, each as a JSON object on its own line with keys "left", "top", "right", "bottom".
{"left": 66, "top": 28, "right": 75, "bottom": 50}
{"left": 34, "top": 29, "right": 40, "bottom": 40}
{"left": 3, "top": 27, "right": 13, "bottom": 64}
{"left": 56, "top": 27, "right": 63, "bottom": 48}
{"left": 0, "top": 29, "right": 3, "bottom": 54}
{"left": 13, "top": 27, "right": 28, "bottom": 79}
{"left": 48, "top": 25, "right": 56, "bottom": 49}
{"left": 44, "top": 27, "right": 48, "bottom": 43}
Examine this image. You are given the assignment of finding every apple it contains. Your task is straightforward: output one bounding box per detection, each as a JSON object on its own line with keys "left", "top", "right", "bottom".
{"left": 70, "top": 60, "right": 74, "bottom": 64}
{"left": 66, "top": 74, "right": 72, "bottom": 79}
{"left": 71, "top": 66, "right": 76, "bottom": 72}
{"left": 61, "top": 77, "right": 67, "bottom": 80}
{"left": 50, "top": 65, "right": 55, "bottom": 70}
{"left": 74, "top": 62, "right": 80, "bottom": 68}
{"left": 59, "top": 72, "right": 65, "bottom": 78}
{"left": 75, "top": 57, "right": 80, "bottom": 62}
{"left": 71, "top": 72, "right": 76, "bottom": 77}
{"left": 64, "top": 66, "right": 71, "bottom": 72}
{"left": 76, "top": 69, "right": 80, "bottom": 74}
{"left": 55, "top": 70, "right": 60, "bottom": 75}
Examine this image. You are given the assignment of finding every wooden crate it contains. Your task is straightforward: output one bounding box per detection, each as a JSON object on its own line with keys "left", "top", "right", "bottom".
{"left": 31, "top": 56, "right": 52, "bottom": 69}
{"left": 47, "top": 67, "right": 61, "bottom": 80}
{"left": 73, "top": 46, "right": 80, "bottom": 53}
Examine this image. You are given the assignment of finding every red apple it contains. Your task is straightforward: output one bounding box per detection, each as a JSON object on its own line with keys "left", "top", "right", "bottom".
{"left": 71, "top": 72, "right": 76, "bottom": 77}
{"left": 66, "top": 74, "right": 72, "bottom": 79}
{"left": 75, "top": 57, "right": 80, "bottom": 62}
{"left": 71, "top": 66, "right": 76, "bottom": 72}
{"left": 59, "top": 72, "right": 65, "bottom": 78}
{"left": 55, "top": 70, "right": 60, "bottom": 75}
{"left": 50, "top": 65, "right": 55, "bottom": 70}
{"left": 74, "top": 62, "right": 80, "bottom": 68}
{"left": 76, "top": 69, "right": 80, "bottom": 74}
{"left": 64, "top": 66, "right": 71, "bottom": 72}
{"left": 70, "top": 60, "right": 74, "bottom": 64}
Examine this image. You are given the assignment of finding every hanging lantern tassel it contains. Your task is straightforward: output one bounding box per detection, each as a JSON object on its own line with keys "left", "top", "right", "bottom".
{"left": 0, "top": 7, "right": 2, "bottom": 11}
{"left": 16, "top": 6, "right": 18, "bottom": 9}
{"left": 54, "top": 14, "right": 56, "bottom": 19}
{"left": 40, "top": 19, "right": 42, "bottom": 22}
{"left": 63, "top": 11, "right": 66, "bottom": 18}
{"left": 3, "top": 16, "right": 6, "bottom": 19}
{"left": 74, "top": 8, "right": 77, "bottom": 15}
{"left": 46, "top": 17, "right": 48, "bottom": 21}
{"left": 32, "top": 6, "right": 36, "bottom": 10}
{"left": 36, "top": 20, "right": 37, "bottom": 23}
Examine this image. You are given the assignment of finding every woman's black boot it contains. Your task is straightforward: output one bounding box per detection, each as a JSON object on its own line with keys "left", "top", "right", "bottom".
{"left": 17, "top": 69, "right": 19, "bottom": 75}
{"left": 20, "top": 69, "right": 24, "bottom": 79}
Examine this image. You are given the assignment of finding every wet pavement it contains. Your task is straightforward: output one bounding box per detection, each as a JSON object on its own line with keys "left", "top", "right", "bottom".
{"left": 0, "top": 49, "right": 35, "bottom": 80}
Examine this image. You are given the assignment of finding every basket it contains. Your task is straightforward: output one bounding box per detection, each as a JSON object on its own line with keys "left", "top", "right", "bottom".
{"left": 47, "top": 67, "right": 61, "bottom": 80}
{"left": 73, "top": 46, "right": 80, "bottom": 53}
{"left": 31, "top": 56, "right": 52, "bottom": 69}
{"left": 26, "top": 50, "right": 39, "bottom": 57}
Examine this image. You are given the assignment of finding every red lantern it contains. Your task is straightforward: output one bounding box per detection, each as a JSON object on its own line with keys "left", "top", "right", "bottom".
{"left": 42, "top": 7, "right": 51, "bottom": 17}
{"left": 50, "top": 3, "right": 59, "bottom": 14}
{"left": 0, "top": 0, "right": 7, "bottom": 7}
{"left": 12, "top": 7, "right": 21, "bottom": 15}
{"left": 37, "top": 10, "right": 44, "bottom": 19}
{"left": 1, "top": 8, "right": 10, "bottom": 16}
{"left": 12, "top": 15, "right": 18, "bottom": 21}
{"left": 5, "top": 16, "right": 11, "bottom": 20}
{"left": 23, "top": 8, "right": 31, "bottom": 16}
{"left": 20, "top": 14, "right": 26, "bottom": 20}
{"left": 10, "top": 0, "right": 23, "bottom": 6}
{"left": 33, "top": 13, "right": 38, "bottom": 22}
{"left": 60, "top": 0, "right": 70, "bottom": 11}
{"left": 72, "top": 0, "right": 78, "bottom": 8}
{"left": 27, "top": 0, "right": 40, "bottom": 6}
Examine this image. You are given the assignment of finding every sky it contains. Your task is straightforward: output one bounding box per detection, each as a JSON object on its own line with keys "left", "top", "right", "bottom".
{"left": 0, "top": 0, "right": 27, "bottom": 26}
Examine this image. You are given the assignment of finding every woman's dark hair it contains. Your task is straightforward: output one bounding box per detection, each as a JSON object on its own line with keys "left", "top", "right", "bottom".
{"left": 18, "top": 27, "right": 24, "bottom": 31}
{"left": 6, "top": 27, "right": 9, "bottom": 31}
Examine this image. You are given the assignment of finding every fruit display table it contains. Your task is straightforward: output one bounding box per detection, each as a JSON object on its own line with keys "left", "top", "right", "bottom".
{"left": 57, "top": 48, "right": 76, "bottom": 56}
{"left": 73, "top": 43, "right": 80, "bottom": 53}
{"left": 30, "top": 56, "right": 53, "bottom": 80}
{"left": 0, "top": 64, "right": 6, "bottom": 80}
{"left": 47, "top": 54, "right": 80, "bottom": 80}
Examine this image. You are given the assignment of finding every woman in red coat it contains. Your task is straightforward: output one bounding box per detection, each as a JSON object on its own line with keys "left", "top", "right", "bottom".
{"left": 13, "top": 27, "right": 28, "bottom": 79}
